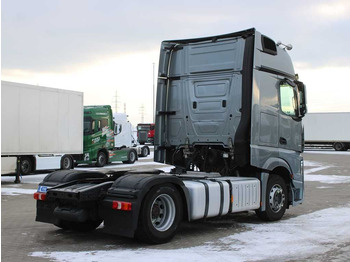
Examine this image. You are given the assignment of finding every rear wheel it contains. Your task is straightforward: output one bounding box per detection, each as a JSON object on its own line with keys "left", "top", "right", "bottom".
{"left": 61, "top": 155, "right": 73, "bottom": 170}
{"left": 135, "top": 184, "right": 183, "bottom": 244}
{"left": 20, "top": 157, "right": 33, "bottom": 175}
{"left": 333, "top": 142, "right": 346, "bottom": 151}
{"left": 140, "top": 146, "right": 150, "bottom": 157}
{"left": 95, "top": 151, "right": 107, "bottom": 167}
{"left": 255, "top": 174, "right": 287, "bottom": 221}
{"left": 123, "top": 150, "right": 137, "bottom": 164}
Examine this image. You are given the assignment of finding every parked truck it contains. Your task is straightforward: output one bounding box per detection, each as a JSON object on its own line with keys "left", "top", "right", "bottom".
{"left": 137, "top": 123, "right": 155, "bottom": 144}
{"left": 1, "top": 82, "right": 149, "bottom": 177}
{"left": 1, "top": 81, "right": 83, "bottom": 176}
{"left": 74, "top": 106, "right": 150, "bottom": 167}
{"left": 303, "top": 112, "right": 350, "bottom": 151}
{"left": 34, "top": 28, "right": 307, "bottom": 244}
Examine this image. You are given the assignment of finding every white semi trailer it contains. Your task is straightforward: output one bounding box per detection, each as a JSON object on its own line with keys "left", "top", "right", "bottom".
{"left": 303, "top": 112, "right": 350, "bottom": 151}
{"left": 1, "top": 81, "right": 83, "bottom": 177}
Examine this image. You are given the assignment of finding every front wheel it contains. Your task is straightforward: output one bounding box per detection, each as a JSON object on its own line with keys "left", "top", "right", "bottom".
{"left": 255, "top": 174, "right": 287, "bottom": 221}
{"left": 135, "top": 184, "right": 183, "bottom": 244}
{"left": 95, "top": 151, "right": 107, "bottom": 167}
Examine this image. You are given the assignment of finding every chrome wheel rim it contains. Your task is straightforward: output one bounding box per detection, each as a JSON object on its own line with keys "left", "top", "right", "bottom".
{"left": 269, "top": 184, "right": 285, "bottom": 213}
{"left": 150, "top": 194, "right": 176, "bottom": 231}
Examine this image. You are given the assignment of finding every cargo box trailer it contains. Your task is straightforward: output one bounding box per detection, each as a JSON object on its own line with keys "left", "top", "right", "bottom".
{"left": 34, "top": 28, "right": 307, "bottom": 244}
{"left": 303, "top": 112, "right": 350, "bottom": 151}
{"left": 1, "top": 81, "right": 83, "bottom": 176}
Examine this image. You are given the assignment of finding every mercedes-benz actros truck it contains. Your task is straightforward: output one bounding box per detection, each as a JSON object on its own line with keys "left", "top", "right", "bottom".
{"left": 34, "top": 28, "right": 307, "bottom": 244}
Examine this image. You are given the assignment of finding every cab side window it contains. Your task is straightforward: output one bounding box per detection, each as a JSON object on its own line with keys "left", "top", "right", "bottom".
{"left": 280, "top": 82, "right": 297, "bottom": 117}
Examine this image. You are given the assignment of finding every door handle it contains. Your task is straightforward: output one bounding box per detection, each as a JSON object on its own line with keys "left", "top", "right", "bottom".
{"left": 280, "top": 137, "right": 287, "bottom": 145}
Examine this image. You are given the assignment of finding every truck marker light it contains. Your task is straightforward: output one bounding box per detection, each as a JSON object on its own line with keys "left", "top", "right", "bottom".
{"left": 231, "top": 195, "right": 234, "bottom": 203}
{"left": 34, "top": 192, "right": 46, "bottom": 201}
{"left": 112, "top": 201, "right": 132, "bottom": 211}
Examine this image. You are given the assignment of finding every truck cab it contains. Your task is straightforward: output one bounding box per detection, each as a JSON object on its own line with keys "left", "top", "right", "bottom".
{"left": 154, "top": 28, "right": 307, "bottom": 205}
{"left": 137, "top": 123, "right": 155, "bottom": 144}
{"left": 76, "top": 105, "right": 143, "bottom": 167}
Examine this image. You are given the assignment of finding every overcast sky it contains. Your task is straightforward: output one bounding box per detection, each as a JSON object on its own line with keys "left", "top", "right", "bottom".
{"left": 2, "top": 0, "right": 350, "bottom": 125}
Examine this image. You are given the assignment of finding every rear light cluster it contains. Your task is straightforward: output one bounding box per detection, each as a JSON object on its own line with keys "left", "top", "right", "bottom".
{"left": 34, "top": 192, "right": 46, "bottom": 201}
{"left": 112, "top": 201, "right": 132, "bottom": 211}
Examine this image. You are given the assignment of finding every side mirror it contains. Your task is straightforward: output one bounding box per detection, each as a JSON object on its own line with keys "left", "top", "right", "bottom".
{"left": 114, "top": 124, "right": 122, "bottom": 135}
{"left": 296, "top": 81, "right": 307, "bottom": 118}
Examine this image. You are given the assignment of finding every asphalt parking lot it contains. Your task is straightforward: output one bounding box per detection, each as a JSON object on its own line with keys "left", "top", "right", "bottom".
{"left": 2, "top": 150, "right": 350, "bottom": 262}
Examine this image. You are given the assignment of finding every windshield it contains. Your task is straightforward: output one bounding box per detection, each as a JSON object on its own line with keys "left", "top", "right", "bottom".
{"left": 137, "top": 125, "right": 150, "bottom": 131}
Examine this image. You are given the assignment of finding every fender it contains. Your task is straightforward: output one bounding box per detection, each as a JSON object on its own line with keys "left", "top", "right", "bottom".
{"left": 262, "top": 157, "right": 292, "bottom": 174}
{"left": 101, "top": 172, "right": 191, "bottom": 238}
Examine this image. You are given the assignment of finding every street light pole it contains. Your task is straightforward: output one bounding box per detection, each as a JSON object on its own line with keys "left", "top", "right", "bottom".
{"left": 152, "top": 62, "right": 155, "bottom": 123}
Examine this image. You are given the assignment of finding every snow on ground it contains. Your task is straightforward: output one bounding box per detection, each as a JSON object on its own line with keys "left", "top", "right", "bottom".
{"left": 30, "top": 204, "right": 350, "bottom": 262}
{"left": 1, "top": 187, "right": 37, "bottom": 196}
{"left": 1, "top": 174, "right": 48, "bottom": 184}
{"left": 304, "top": 160, "right": 350, "bottom": 184}
{"left": 304, "top": 150, "right": 350, "bottom": 155}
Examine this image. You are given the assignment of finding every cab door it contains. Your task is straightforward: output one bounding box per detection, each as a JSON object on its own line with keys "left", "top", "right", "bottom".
{"left": 278, "top": 79, "right": 302, "bottom": 152}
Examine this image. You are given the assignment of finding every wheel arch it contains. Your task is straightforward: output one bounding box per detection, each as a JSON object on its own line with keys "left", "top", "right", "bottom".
{"left": 261, "top": 157, "right": 293, "bottom": 207}
{"left": 105, "top": 173, "right": 191, "bottom": 238}
{"left": 136, "top": 178, "right": 191, "bottom": 224}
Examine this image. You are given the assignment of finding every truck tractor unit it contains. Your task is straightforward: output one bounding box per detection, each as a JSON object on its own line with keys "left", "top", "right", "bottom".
{"left": 75, "top": 105, "right": 149, "bottom": 167}
{"left": 137, "top": 123, "right": 155, "bottom": 144}
{"left": 35, "top": 28, "right": 307, "bottom": 244}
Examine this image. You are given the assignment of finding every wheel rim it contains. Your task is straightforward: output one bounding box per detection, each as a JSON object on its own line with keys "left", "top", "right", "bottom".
{"left": 21, "top": 160, "right": 30, "bottom": 173}
{"left": 143, "top": 147, "right": 148, "bottom": 156}
{"left": 150, "top": 194, "right": 176, "bottom": 232}
{"left": 62, "top": 157, "right": 71, "bottom": 169}
{"left": 335, "top": 143, "right": 343, "bottom": 151}
{"left": 98, "top": 153, "right": 106, "bottom": 165}
{"left": 269, "top": 184, "right": 285, "bottom": 213}
{"left": 130, "top": 151, "right": 136, "bottom": 162}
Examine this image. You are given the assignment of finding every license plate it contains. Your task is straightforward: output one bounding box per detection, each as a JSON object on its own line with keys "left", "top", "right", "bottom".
{"left": 37, "top": 185, "right": 49, "bottom": 193}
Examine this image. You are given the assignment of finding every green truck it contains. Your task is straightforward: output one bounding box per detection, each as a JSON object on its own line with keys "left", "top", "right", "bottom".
{"left": 73, "top": 105, "right": 149, "bottom": 167}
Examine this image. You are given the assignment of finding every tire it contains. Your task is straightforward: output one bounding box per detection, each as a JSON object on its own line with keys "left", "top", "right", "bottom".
{"left": 135, "top": 184, "right": 183, "bottom": 244}
{"left": 140, "top": 146, "right": 150, "bottom": 157}
{"left": 255, "top": 174, "right": 287, "bottom": 221}
{"left": 95, "top": 151, "right": 107, "bottom": 167}
{"left": 20, "top": 157, "right": 33, "bottom": 175}
{"left": 61, "top": 155, "right": 73, "bottom": 170}
{"left": 54, "top": 219, "right": 102, "bottom": 232}
{"left": 333, "top": 142, "right": 345, "bottom": 151}
{"left": 123, "top": 150, "right": 137, "bottom": 164}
